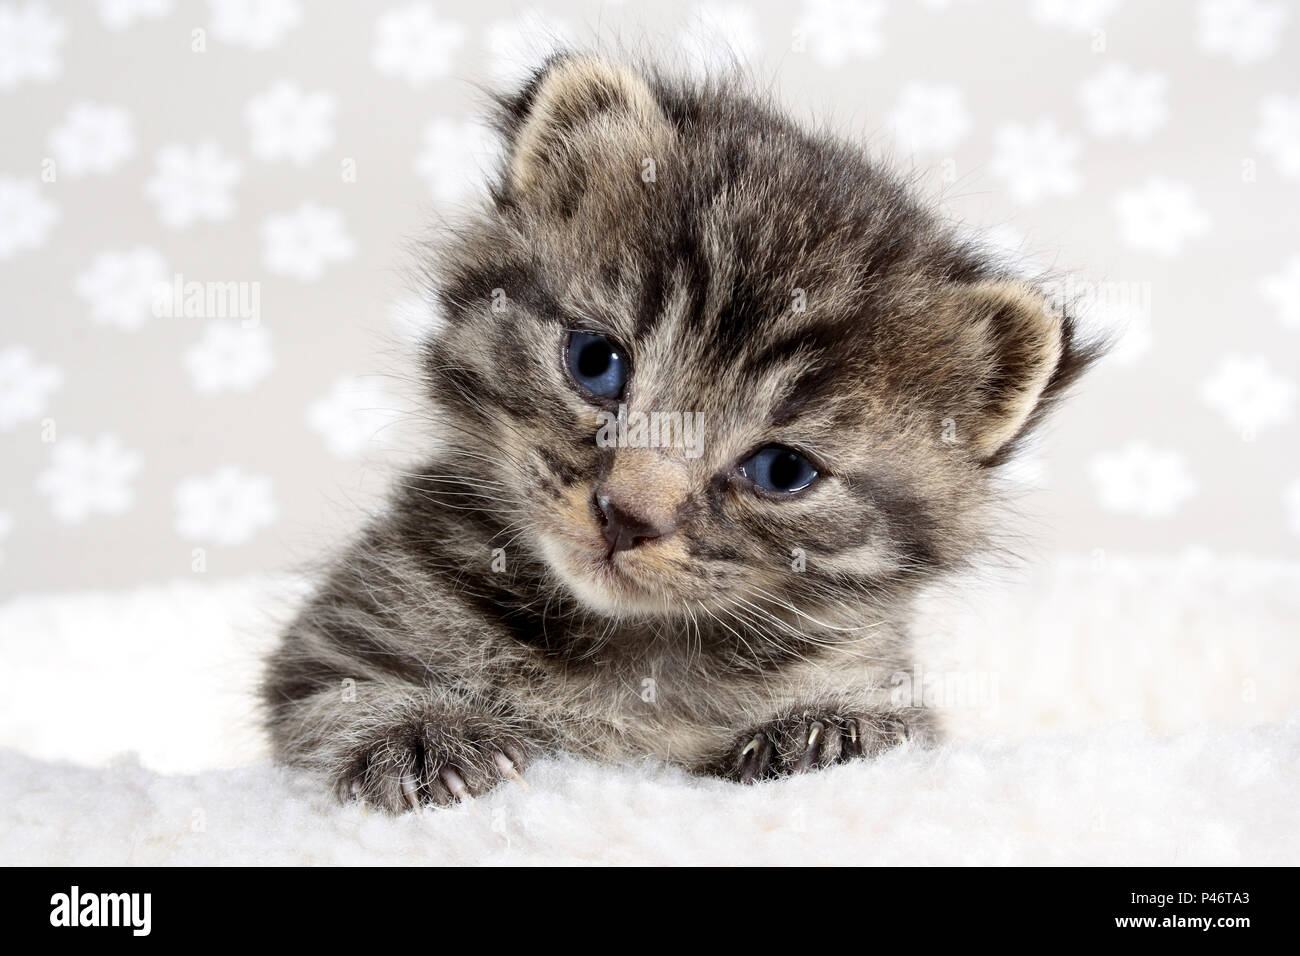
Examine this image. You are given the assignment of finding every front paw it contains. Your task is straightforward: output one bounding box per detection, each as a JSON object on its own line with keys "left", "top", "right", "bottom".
{"left": 336, "top": 716, "right": 530, "bottom": 813}
{"left": 727, "top": 712, "right": 917, "bottom": 783}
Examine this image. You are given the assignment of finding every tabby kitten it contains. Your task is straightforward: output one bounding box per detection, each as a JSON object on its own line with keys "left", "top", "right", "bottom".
{"left": 262, "top": 55, "right": 1096, "bottom": 811}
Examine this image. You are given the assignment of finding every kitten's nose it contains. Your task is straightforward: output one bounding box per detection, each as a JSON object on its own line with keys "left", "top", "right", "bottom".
{"left": 592, "top": 490, "right": 671, "bottom": 554}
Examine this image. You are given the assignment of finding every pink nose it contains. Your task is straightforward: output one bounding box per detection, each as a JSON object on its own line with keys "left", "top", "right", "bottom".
{"left": 592, "top": 490, "right": 672, "bottom": 553}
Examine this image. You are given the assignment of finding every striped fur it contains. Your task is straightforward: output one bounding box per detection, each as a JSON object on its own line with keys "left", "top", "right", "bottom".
{"left": 262, "top": 55, "right": 1098, "bottom": 811}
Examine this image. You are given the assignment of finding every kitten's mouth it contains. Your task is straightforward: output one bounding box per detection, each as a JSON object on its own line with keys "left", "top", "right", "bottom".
{"left": 537, "top": 531, "right": 672, "bottom": 614}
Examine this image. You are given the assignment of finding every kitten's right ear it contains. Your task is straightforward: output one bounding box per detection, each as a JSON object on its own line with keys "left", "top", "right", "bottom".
{"left": 497, "top": 54, "right": 674, "bottom": 204}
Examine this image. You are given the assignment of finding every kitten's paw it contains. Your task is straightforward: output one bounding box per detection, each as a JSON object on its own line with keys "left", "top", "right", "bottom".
{"left": 335, "top": 718, "right": 531, "bottom": 813}
{"left": 729, "top": 712, "right": 916, "bottom": 783}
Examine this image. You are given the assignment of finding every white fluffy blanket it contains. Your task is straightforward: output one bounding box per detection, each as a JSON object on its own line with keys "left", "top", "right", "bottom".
{"left": 3, "top": 554, "right": 1298, "bottom": 865}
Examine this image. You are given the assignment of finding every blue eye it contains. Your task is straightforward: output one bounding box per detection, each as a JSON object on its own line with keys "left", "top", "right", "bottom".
{"left": 739, "top": 445, "right": 819, "bottom": 495}
{"left": 566, "top": 331, "right": 627, "bottom": 401}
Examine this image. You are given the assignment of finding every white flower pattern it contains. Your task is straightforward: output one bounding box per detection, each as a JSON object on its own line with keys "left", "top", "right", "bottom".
{"left": 1079, "top": 65, "right": 1168, "bottom": 140}
{"left": 246, "top": 82, "right": 335, "bottom": 165}
{"left": 260, "top": 202, "right": 356, "bottom": 281}
{"left": 1114, "top": 179, "right": 1210, "bottom": 258}
{"left": 413, "top": 119, "right": 499, "bottom": 204}
{"left": 207, "top": 0, "right": 300, "bottom": 50}
{"left": 74, "top": 246, "right": 169, "bottom": 330}
{"left": 1254, "top": 92, "right": 1300, "bottom": 180}
{"left": 0, "top": 1, "right": 65, "bottom": 89}
{"left": 47, "top": 102, "right": 136, "bottom": 177}
{"left": 373, "top": 3, "right": 465, "bottom": 87}
{"left": 1090, "top": 443, "right": 1197, "bottom": 519}
{"left": 1196, "top": 0, "right": 1287, "bottom": 66}
{"left": 97, "top": 0, "right": 172, "bottom": 31}
{"left": 1200, "top": 356, "right": 1297, "bottom": 437}
{"left": 0, "top": 346, "right": 63, "bottom": 431}
{"left": 38, "top": 434, "right": 141, "bottom": 523}
{"left": 0, "top": 176, "right": 59, "bottom": 258}
{"left": 307, "top": 376, "right": 401, "bottom": 459}
{"left": 173, "top": 466, "right": 277, "bottom": 546}
{"left": 1, "top": 2, "right": 1299, "bottom": 590}
{"left": 794, "top": 0, "right": 886, "bottom": 68}
{"left": 989, "top": 120, "right": 1082, "bottom": 203}
{"left": 144, "top": 142, "right": 241, "bottom": 229}
{"left": 184, "top": 322, "right": 274, "bottom": 394}
{"left": 1259, "top": 256, "right": 1300, "bottom": 330}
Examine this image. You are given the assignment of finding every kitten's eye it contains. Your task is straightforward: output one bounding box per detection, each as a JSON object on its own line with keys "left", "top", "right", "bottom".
{"left": 565, "top": 330, "right": 627, "bottom": 401}
{"left": 738, "top": 445, "right": 820, "bottom": 495}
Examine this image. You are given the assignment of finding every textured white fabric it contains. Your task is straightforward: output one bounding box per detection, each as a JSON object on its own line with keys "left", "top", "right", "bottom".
{"left": 2, "top": 554, "right": 1298, "bottom": 865}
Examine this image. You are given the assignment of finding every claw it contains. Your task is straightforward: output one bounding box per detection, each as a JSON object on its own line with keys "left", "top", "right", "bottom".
{"left": 794, "top": 720, "right": 826, "bottom": 773}
{"left": 438, "top": 766, "right": 482, "bottom": 817}
{"left": 439, "top": 766, "right": 469, "bottom": 800}
{"left": 738, "top": 733, "right": 770, "bottom": 784}
{"left": 492, "top": 750, "right": 530, "bottom": 790}
{"left": 399, "top": 773, "right": 420, "bottom": 809}
{"left": 842, "top": 718, "right": 862, "bottom": 759}
{"left": 880, "top": 716, "right": 909, "bottom": 745}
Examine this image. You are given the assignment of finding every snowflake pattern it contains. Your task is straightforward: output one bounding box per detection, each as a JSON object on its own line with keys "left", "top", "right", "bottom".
{"left": 1114, "top": 179, "right": 1210, "bottom": 258}
{"left": 1260, "top": 255, "right": 1300, "bottom": 330}
{"left": 47, "top": 102, "right": 136, "bottom": 177}
{"left": 1200, "top": 355, "right": 1297, "bottom": 438}
{"left": 144, "top": 142, "right": 241, "bottom": 229}
{"left": 74, "top": 246, "right": 169, "bottom": 330}
{"left": 246, "top": 82, "right": 335, "bottom": 165}
{"left": 1090, "top": 442, "right": 1197, "bottom": 519}
{"left": 413, "top": 119, "right": 499, "bottom": 204}
{"left": 989, "top": 120, "right": 1082, "bottom": 203}
{"left": 173, "top": 465, "right": 277, "bottom": 546}
{"left": 0, "top": 176, "right": 59, "bottom": 259}
{"left": 260, "top": 202, "right": 356, "bottom": 281}
{"left": 97, "top": 0, "right": 172, "bottom": 31}
{"left": 2, "top": 2, "right": 1300, "bottom": 588}
{"left": 307, "top": 375, "right": 401, "bottom": 459}
{"left": 207, "top": 0, "right": 301, "bottom": 50}
{"left": 1196, "top": 0, "right": 1287, "bottom": 66}
{"left": 1078, "top": 65, "right": 1168, "bottom": 140}
{"left": 0, "top": 1, "right": 65, "bottom": 89}
{"left": 184, "top": 322, "right": 274, "bottom": 394}
{"left": 0, "top": 346, "right": 63, "bottom": 431}
{"left": 1029, "top": 0, "right": 1122, "bottom": 33}
{"left": 794, "top": 0, "right": 886, "bottom": 68}
{"left": 373, "top": 3, "right": 465, "bottom": 87}
{"left": 1254, "top": 92, "right": 1300, "bottom": 180}
{"left": 37, "top": 434, "right": 142, "bottom": 523}
{"left": 388, "top": 292, "right": 444, "bottom": 345}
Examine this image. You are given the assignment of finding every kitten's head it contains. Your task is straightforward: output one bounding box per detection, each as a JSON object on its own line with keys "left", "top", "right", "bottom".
{"left": 425, "top": 55, "right": 1095, "bottom": 621}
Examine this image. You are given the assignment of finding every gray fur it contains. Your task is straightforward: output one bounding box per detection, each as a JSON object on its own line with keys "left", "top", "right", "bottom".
{"left": 262, "top": 55, "right": 1098, "bottom": 811}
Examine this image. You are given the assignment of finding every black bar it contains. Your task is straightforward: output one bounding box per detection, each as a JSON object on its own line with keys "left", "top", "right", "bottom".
{"left": 6, "top": 867, "right": 1287, "bottom": 941}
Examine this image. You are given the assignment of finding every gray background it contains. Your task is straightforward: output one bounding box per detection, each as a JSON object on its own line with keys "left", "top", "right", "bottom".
{"left": 1, "top": 0, "right": 1298, "bottom": 597}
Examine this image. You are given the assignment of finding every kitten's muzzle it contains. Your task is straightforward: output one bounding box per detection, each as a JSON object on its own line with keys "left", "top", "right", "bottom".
{"left": 592, "top": 490, "right": 674, "bottom": 554}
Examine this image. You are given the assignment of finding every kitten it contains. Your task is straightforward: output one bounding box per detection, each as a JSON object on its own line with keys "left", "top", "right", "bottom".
{"left": 262, "top": 55, "right": 1097, "bottom": 811}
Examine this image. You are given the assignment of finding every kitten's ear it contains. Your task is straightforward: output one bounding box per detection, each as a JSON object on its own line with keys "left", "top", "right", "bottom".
{"left": 942, "top": 279, "right": 1068, "bottom": 462}
{"left": 499, "top": 55, "right": 674, "bottom": 202}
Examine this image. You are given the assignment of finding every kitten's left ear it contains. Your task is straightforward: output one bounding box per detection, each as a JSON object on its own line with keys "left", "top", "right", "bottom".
{"left": 498, "top": 54, "right": 674, "bottom": 204}
{"left": 942, "top": 279, "right": 1074, "bottom": 463}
